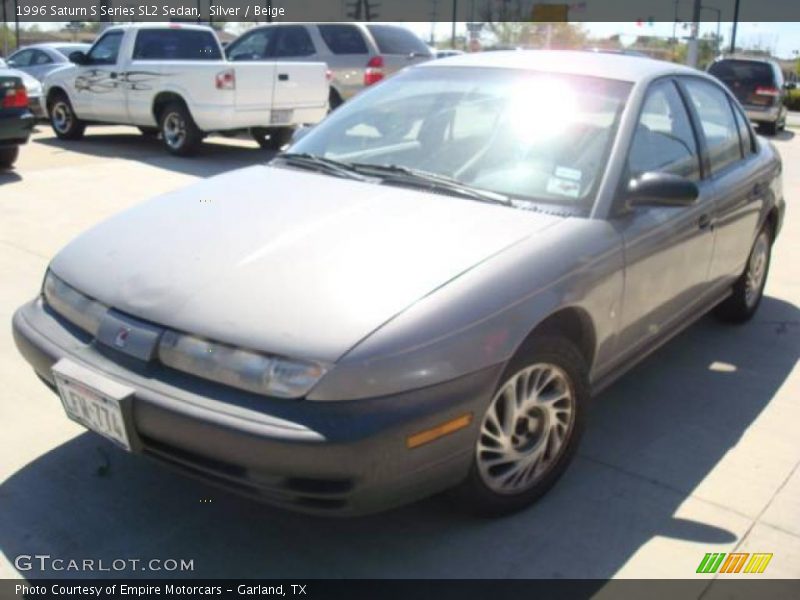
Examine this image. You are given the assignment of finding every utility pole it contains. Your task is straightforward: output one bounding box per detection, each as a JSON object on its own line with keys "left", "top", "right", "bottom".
{"left": 3, "top": 0, "right": 8, "bottom": 57}
{"left": 451, "top": 0, "right": 457, "bottom": 49}
{"left": 730, "top": 0, "right": 740, "bottom": 53}
{"left": 686, "top": 0, "right": 701, "bottom": 67}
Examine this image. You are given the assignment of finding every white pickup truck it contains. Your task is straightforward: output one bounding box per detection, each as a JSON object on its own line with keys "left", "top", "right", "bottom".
{"left": 43, "top": 23, "right": 329, "bottom": 155}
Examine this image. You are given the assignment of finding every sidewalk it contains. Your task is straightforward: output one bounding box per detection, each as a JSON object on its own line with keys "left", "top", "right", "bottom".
{"left": 787, "top": 110, "right": 800, "bottom": 129}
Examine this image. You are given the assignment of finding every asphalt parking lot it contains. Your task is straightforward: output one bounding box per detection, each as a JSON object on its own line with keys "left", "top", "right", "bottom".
{"left": 1, "top": 125, "right": 798, "bottom": 587}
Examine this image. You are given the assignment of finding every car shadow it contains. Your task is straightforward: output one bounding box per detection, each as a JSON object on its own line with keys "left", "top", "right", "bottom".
{"left": 34, "top": 130, "right": 277, "bottom": 179}
{"left": 768, "top": 129, "right": 795, "bottom": 142}
{"left": 0, "top": 170, "right": 22, "bottom": 185}
{"left": 0, "top": 296, "right": 797, "bottom": 579}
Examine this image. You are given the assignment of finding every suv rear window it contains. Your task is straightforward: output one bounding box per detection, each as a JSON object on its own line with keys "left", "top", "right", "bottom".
{"left": 133, "top": 29, "right": 221, "bottom": 60}
{"left": 365, "top": 25, "right": 431, "bottom": 56}
{"left": 709, "top": 60, "right": 775, "bottom": 87}
{"left": 317, "top": 25, "right": 368, "bottom": 55}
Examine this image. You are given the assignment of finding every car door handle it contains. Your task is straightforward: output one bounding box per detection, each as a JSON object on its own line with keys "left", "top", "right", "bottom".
{"left": 698, "top": 214, "right": 713, "bottom": 230}
{"left": 278, "top": 73, "right": 289, "bottom": 81}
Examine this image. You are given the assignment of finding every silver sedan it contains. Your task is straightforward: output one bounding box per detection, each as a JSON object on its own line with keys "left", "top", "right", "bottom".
{"left": 13, "top": 51, "right": 784, "bottom": 516}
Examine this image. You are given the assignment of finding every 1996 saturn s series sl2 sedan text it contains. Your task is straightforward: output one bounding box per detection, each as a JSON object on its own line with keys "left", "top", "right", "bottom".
{"left": 13, "top": 52, "right": 785, "bottom": 515}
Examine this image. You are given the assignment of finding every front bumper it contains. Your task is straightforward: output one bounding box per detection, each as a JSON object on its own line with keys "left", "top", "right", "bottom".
{"left": 12, "top": 299, "right": 502, "bottom": 516}
{"left": 0, "top": 109, "right": 34, "bottom": 146}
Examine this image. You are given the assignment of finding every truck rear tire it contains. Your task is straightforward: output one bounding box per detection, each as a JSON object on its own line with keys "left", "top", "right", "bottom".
{"left": 49, "top": 92, "right": 86, "bottom": 140}
{"left": 0, "top": 146, "right": 19, "bottom": 169}
{"left": 251, "top": 127, "right": 293, "bottom": 151}
{"left": 158, "top": 102, "right": 203, "bottom": 156}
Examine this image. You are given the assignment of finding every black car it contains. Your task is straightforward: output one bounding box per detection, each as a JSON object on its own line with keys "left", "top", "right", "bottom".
{"left": 709, "top": 57, "right": 795, "bottom": 135}
{"left": 0, "top": 74, "right": 34, "bottom": 169}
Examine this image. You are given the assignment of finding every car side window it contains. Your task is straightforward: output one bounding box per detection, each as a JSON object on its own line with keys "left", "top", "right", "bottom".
{"left": 628, "top": 80, "right": 700, "bottom": 181}
{"left": 730, "top": 99, "right": 755, "bottom": 158}
{"left": 10, "top": 49, "right": 34, "bottom": 67}
{"left": 33, "top": 50, "right": 53, "bottom": 65}
{"left": 226, "top": 28, "right": 274, "bottom": 61}
{"left": 87, "top": 31, "right": 124, "bottom": 66}
{"left": 272, "top": 26, "right": 315, "bottom": 58}
{"left": 683, "top": 78, "right": 742, "bottom": 175}
{"left": 317, "top": 24, "right": 369, "bottom": 55}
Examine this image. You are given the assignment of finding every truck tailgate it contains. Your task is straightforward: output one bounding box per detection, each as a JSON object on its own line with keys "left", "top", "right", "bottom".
{"left": 271, "top": 62, "right": 328, "bottom": 110}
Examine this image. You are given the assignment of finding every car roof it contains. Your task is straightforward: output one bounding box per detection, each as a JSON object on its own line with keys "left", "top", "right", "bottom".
{"left": 422, "top": 50, "right": 701, "bottom": 83}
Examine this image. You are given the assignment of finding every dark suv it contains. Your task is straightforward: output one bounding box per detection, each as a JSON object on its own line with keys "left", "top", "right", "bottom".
{"left": 709, "top": 57, "right": 795, "bottom": 135}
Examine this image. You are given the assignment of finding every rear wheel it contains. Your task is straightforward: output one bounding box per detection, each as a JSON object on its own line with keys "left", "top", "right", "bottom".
{"left": 251, "top": 127, "right": 293, "bottom": 151}
{"left": 329, "top": 88, "right": 343, "bottom": 112}
{"left": 0, "top": 146, "right": 19, "bottom": 169}
{"left": 49, "top": 93, "right": 85, "bottom": 140}
{"left": 158, "top": 102, "right": 202, "bottom": 156}
{"left": 452, "top": 335, "right": 588, "bottom": 516}
{"left": 760, "top": 121, "right": 777, "bottom": 136}
{"left": 715, "top": 226, "right": 772, "bottom": 323}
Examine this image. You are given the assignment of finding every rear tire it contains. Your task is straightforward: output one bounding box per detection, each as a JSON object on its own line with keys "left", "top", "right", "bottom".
{"left": 452, "top": 335, "right": 588, "bottom": 516}
{"left": 158, "top": 102, "right": 202, "bottom": 156}
{"left": 714, "top": 225, "right": 772, "bottom": 323}
{"left": 0, "top": 146, "right": 19, "bottom": 169}
{"left": 49, "top": 93, "right": 85, "bottom": 140}
{"left": 251, "top": 127, "right": 293, "bottom": 151}
{"left": 329, "top": 88, "right": 343, "bottom": 112}
{"left": 760, "top": 121, "right": 777, "bottom": 136}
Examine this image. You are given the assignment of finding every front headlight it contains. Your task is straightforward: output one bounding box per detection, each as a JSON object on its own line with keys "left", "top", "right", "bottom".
{"left": 42, "top": 271, "right": 108, "bottom": 336}
{"left": 158, "top": 330, "right": 328, "bottom": 398}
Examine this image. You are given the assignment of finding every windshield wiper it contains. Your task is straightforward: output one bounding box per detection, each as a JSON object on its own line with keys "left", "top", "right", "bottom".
{"left": 275, "top": 153, "right": 372, "bottom": 182}
{"left": 349, "top": 163, "right": 513, "bottom": 207}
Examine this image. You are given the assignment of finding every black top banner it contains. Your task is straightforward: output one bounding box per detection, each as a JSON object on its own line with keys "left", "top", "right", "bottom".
{"left": 3, "top": 0, "right": 800, "bottom": 22}
{"left": 4, "top": 579, "right": 800, "bottom": 600}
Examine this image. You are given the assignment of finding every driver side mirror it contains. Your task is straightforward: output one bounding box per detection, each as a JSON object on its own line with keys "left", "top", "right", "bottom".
{"left": 69, "top": 51, "right": 88, "bottom": 65}
{"left": 626, "top": 172, "right": 699, "bottom": 208}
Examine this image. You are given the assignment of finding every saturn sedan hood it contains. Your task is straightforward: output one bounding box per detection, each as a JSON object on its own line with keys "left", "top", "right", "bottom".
{"left": 50, "top": 165, "right": 564, "bottom": 362}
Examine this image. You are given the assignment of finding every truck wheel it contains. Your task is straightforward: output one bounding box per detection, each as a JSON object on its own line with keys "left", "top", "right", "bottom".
{"left": 452, "top": 335, "right": 588, "bottom": 516}
{"left": 159, "top": 102, "right": 202, "bottom": 156}
{"left": 0, "top": 146, "right": 20, "bottom": 169}
{"left": 251, "top": 127, "right": 293, "bottom": 151}
{"left": 714, "top": 225, "right": 772, "bottom": 323}
{"left": 49, "top": 93, "right": 85, "bottom": 140}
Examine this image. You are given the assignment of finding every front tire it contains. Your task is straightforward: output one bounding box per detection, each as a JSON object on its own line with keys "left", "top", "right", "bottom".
{"left": 0, "top": 146, "right": 19, "bottom": 169}
{"left": 452, "top": 335, "right": 588, "bottom": 516}
{"left": 714, "top": 226, "right": 772, "bottom": 323}
{"left": 158, "top": 102, "right": 202, "bottom": 156}
{"left": 251, "top": 127, "right": 293, "bottom": 151}
{"left": 49, "top": 93, "right": 85, "bottom": 140}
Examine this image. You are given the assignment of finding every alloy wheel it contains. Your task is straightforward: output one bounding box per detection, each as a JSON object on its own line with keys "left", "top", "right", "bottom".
{"left": 745, "top": 231, "right": 769, "bottom": 308}
{"left": 477, "top": 363, "right": 576, "bottom": 495}
{"left": 163, "top": 112, "right": 186, "bottom": 150}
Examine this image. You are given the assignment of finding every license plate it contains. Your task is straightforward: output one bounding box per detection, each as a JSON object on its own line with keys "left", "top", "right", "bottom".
{"left": 270, "top": 109, "right": 293, "bottom": 125}
{"left": 52, "top": 359, "right": 134, "bottom": 451}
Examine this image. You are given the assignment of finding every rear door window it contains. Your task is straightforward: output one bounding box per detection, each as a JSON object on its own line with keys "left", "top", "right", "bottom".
{"left": 682, "top": 78, "right": 742, "bottom": 174}
{"left": 133, "top": 29, "right": 221, "bottom": 60}
{"left": 365, "top": 25, "right": 431, "bottom": 56}
{"left": 317, "top": 24, "right": 368, "bottom": 55}
{"left": 730, "top": 99, "right": 755, "bottom": 157}
{"left": 32, "top": 50, "right": 53, "bottom": 65}
{"left": 272, "top": 25, "right": 315, "bottom": 58}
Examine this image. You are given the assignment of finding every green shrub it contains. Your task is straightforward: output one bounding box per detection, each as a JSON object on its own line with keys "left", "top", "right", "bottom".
{"left": 785, "top": 89, "right": 800, "bottom": 111}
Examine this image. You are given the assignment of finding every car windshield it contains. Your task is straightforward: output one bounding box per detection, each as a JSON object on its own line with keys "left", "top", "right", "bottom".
{"left": 290, "top": 66, "right": 631, "bottom": 211}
